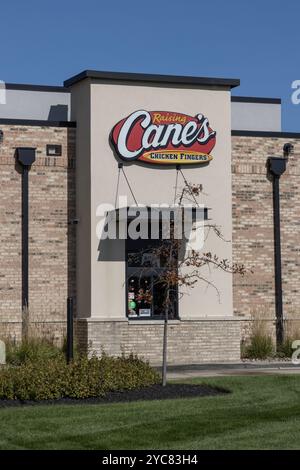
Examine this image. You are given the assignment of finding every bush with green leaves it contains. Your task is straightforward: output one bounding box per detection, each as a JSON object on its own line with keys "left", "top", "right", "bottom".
{"left": 0, "top": 354, "right": 160, "bottom": 401}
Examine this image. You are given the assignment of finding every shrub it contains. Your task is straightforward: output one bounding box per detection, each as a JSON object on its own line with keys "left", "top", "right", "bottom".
{"left": 276, "top": 337, "right": 294, "bottom": 358}
{"left": 0, "top": 354, "right": 160, "bottom": 401}
{"left": 276, "top": 320, "right": 300, "bottom": 358}
{"left": 243, "top": 332, "right": 275, "bottom": 359}
{"left": 4, "top": 336, "right": 81, "bottom": 365}
{"left": 242, "top": 314, "right": 275, "bottom": 360}
{"left": 5, "top": 337, "right": 64, "bottom": 365}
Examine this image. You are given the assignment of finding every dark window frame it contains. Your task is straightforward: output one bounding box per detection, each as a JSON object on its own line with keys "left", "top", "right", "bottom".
{"left": 123, "top": 206, "right": 209, "bottom": 321}
{"left": 125, "top": 232, "right": 179, "bottom": 321}
{"left": 46, "top": 144, "right": 62, "bottom": 157}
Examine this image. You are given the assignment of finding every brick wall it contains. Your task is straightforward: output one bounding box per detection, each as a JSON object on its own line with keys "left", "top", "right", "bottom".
{"left": 2, "top": 127, "right": 300, "bottom": 360}
{"left": 232, "top": 136, "right": 300, "bottom": 340}
{"left": 0, "top": 124, "right": 76, "bottom": 343}
{"left": 76, "top": 318, "right": 241, "bottom": 365}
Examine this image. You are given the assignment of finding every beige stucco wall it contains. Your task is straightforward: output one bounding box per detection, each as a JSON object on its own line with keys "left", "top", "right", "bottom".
{"left": 72, "top": 79, "right": 233, "bottom": 320}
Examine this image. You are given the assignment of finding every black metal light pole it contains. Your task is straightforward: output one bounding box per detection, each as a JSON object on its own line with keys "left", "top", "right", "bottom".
{"left": 67, "top": 297, "right": 74, "bottom": 363}
{"left": 162, "top": 289, "right": 169, "bottom": 387}
{"left": 268, "top": 144, "right": 292, "bottom": 348}
{"left": 15, "top": 148, "right": 36, "bottom": 311}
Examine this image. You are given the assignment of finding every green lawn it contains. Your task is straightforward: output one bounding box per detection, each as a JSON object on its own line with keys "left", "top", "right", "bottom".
{"left": 1, "top": 375, "right": 300, "bottom": 449}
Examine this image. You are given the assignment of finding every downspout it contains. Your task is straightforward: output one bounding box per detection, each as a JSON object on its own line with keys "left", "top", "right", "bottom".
{"left": 15, "top": 148, "right": 36, "bottom": 311}
{"left": 268, "top": 144, "right": 292, "bottom": 348}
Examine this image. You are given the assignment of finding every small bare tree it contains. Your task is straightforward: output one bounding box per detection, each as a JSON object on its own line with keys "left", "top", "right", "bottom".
{"left": 128, "top": 181, "right": 246, "bottom": 386}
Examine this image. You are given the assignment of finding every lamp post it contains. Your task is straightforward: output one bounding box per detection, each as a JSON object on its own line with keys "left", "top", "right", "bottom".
{"left": 67, "top": 297, "right": 74, "bottom": 363}
{"left": 268, "top": 143, "right": 293, "bottom": 348}
{"left": 15, "top": 148, "right": 36, "bottom": 311}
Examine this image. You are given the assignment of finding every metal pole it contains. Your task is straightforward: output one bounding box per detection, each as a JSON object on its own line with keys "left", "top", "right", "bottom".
{"left": 268, "top": 157, "right": 287, "bottom": 348}
{"left": 15, "top": 148, "right": 36, "bottom": 323}
{"left": 22, "top": 166, "right": 29, "bottom": 309}
{"left": 67, "top": 297, "right": 74, "bottom": 363}
{"left": 162, "top": 287, "right": 169, "bottom": 387}
{"left": 272, "top": 175, "right": 284, "bottom": 346}
{"left": 162, "top": 311, "right": 168, "bottom": 387}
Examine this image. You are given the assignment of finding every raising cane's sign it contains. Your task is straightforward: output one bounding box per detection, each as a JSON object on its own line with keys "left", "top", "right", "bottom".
{"left": 110, "top": 110, "right": 216, "bottom": 165}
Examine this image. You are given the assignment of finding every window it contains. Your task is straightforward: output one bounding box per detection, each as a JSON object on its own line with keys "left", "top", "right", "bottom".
{"left": 46, "top": 144, "right": 62, "bottom": 157}
{"left": 126, "top": 233, "right": 178, "bottom": 320}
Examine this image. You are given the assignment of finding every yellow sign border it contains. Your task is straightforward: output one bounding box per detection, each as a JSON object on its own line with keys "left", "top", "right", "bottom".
{"left": 139, "top": 150, "right": 213, "bottom": 165}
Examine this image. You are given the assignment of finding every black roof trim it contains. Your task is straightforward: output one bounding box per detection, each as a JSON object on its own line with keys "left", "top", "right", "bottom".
{"left": 0, "top": 118, "right": 75, "bottom": 127}
{"left": 232, "top": 130, "right": 300, "bottom": 138}
{"left": 64, "top": 70, "right": 240, "bottom": 89}
{"left": 4, "top": 83, "right": 69, "bottom": 93}
{"left": 231, "top": 96, "right": 281, "bottom": 104}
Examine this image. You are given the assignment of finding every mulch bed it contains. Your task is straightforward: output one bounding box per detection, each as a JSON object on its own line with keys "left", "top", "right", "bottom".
{"left": 0, "top": 383, "right": 230, "bottom": 408}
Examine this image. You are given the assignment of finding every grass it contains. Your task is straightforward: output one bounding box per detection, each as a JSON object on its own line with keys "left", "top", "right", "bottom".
{"left": 1, "top": 375, "right": 300, "bottom": 449}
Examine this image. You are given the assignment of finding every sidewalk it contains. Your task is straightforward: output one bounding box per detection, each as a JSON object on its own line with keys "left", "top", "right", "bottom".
{"left": 160, "top": 362, "right": 300, "bottom": 379}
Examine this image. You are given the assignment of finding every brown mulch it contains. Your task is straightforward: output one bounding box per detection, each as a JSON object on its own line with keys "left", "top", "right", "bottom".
{"left": 0, "top": 383, "right": 230, "bottom": 408}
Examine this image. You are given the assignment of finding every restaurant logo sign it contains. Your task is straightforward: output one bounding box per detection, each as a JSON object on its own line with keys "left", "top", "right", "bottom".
{"left": 110, "top": 110, "right": 216, "bottom": 165}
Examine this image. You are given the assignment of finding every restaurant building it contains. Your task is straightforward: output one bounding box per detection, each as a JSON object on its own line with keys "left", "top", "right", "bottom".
{"left": 0, "top": 70, "right": 299, "bottom": 364}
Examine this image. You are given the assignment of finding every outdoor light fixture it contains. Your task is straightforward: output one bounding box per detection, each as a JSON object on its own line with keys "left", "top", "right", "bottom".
{"left": 268, "top": 154, "right": 288, "bottom": 347}
{"left": 15, "top": 147, "right": 36, "bottom": 311}
{"left": 283, "top": 142, "right": 294, "bottom": 160}
{"left": 268, "top": 156, "right": 287, "bottom": 177}
{"left": 267, "top": 142, "right": 295, "bottom": 347}
{"left": 0, "top": 130, "right": 3, "bottom": 144}
{"left": 15, "top": 147, "right": 36, "bottom": 167}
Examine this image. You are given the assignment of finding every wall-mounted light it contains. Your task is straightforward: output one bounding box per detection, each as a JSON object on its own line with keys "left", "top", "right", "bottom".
{"left": 283, "top": 142, "right": 294, "bottom": 160}
{"left": 0, "top": 130, "right": 3, "bottom": 144}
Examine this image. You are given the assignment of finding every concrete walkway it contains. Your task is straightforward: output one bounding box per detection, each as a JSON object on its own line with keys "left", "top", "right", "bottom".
{"left": 161, "top": 362, "right": 300, "bottom": 379}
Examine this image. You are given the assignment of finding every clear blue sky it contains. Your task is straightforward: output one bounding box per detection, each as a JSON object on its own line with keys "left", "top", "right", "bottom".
{"left": 1, "top": 0, "right": 299, "bottom": 131}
